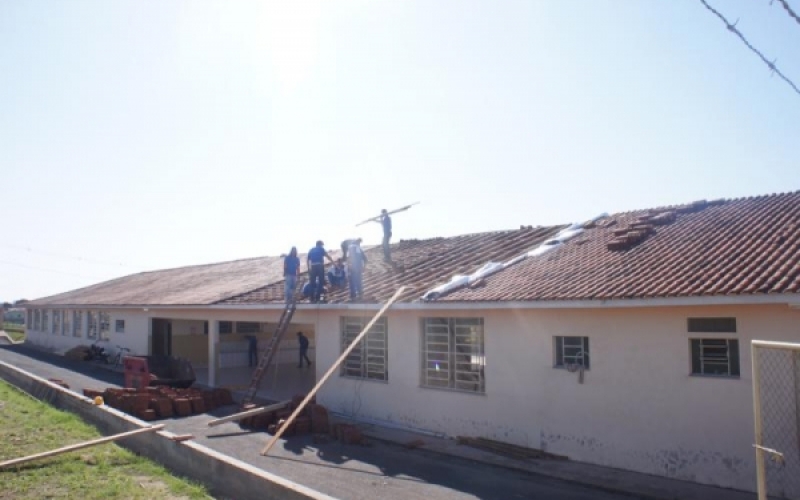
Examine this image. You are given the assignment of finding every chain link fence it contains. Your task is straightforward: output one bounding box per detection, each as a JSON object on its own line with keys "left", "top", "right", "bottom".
{"left": 753, "top": 340, "right": 800, "bottom": 500}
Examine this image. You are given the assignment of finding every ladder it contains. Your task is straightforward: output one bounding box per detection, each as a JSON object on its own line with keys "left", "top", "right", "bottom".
{"left": 242, "top": 295, "right": 297, "bottom": 404}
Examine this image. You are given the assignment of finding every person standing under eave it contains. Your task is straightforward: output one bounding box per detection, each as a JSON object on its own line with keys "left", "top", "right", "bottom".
{"left": 378, "top": 209, "right": 392, "bottom": 261}
{"left": 347, "top": 239, "right": 368, "bottom": 301}
{"left": 283, "top": 247, "right": 301, "bottom": 304}
{"left": 307, "top": 240, "right": 334, "bottom": 303}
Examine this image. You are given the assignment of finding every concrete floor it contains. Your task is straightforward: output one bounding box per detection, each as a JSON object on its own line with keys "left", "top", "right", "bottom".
{"left": 0, "top": 344, "right": 648, "bottom": 500}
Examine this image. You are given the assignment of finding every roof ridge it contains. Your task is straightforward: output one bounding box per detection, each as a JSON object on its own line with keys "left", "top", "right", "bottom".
{"left": 609, "top": 189, "right": 800, "bottom": 219}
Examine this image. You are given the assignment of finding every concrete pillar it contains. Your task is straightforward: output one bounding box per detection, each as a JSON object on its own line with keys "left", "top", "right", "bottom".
{"left": 208, "top": 320, "right": 219, "bottom": 387}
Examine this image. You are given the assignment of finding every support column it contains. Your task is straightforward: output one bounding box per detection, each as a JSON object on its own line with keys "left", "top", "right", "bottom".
{"left": 208, "top": 320, "right": 219, "bottom": 387}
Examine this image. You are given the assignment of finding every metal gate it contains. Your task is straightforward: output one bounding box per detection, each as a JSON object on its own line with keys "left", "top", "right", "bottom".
{"left": 752, "top": 340, "right": 800, "bottom": 500}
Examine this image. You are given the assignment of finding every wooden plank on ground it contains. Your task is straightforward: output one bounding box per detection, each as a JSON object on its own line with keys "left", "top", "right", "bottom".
{"left": 207, "top": 401, "right": 290, "bottom": 427}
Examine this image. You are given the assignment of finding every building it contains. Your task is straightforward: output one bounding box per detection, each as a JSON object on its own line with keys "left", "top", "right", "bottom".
{"left": 23, "top": 191, "right": 800, "bottom": 496}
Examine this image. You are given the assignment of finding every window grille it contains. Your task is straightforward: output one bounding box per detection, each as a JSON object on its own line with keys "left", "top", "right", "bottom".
{"left": 34, "top": 310, "right": 41, "bottom": 330}
{"left": 554, "top": 336, "right": 590, "bottom": 369}
{"left": 73, "top": 311, "right": 83, "bottom": 337}
{"left": 421, "top": 317, "right": 485, "bottom": 393}
{"left": 115, "top": 319, "right": 125, "bottom": 333}
{"left": 42, "top": 310, "right": 49, "bottom": 333}
{"left": 340, "top": 316, "right": 388, "bottom": 381}
{"left": 87, "top": 311, "right": 98, "bottom": 339}
{"left": 62, "top": 310, "right": 71, "bottom": 336}
{"left": 687, "top": 317, "right": 737, "bottom": 333}
{"left": 99, "top": 312, "right": 110, "bottom": 340}
{"left": 52, "top": 310, "right": 60, "bottom": 335}
{"left": 690, "top": 339, "right": 740, "bottom": 376}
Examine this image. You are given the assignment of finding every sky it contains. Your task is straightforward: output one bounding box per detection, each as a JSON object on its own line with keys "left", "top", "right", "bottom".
{"left": 1, "top": 0, "right": 798, "bottom": 302}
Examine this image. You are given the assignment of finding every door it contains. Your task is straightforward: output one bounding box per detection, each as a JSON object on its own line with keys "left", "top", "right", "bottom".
{"left": 151, "top": 319, "right": 172, "bottom": 357}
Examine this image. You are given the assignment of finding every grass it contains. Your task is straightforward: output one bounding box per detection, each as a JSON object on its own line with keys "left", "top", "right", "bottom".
{"left": 2, "top": 322, "right": 25, "bottom": 342}
{"left": 0, "top": 380, "right": 212, "bottom": 499}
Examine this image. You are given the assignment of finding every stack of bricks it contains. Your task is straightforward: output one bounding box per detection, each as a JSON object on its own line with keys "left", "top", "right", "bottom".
{"left": 239, "top": 393, "right": 331, "bottom": 439}
{"left": 83, "top": 386, "right": 234, "bottom": 421}
{"left": 331, "top": 423, "right": 364, "bottom": 445}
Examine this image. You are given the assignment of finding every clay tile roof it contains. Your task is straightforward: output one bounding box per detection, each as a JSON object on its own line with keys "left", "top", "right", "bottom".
{"left": 27, "top": 256, "right": 288, "bottom": 306}
{"left": 439, "top": 191, "right": 800, "bottom": 302}
{"left": 217, "top": 226, "right": 563, "bottom": 305}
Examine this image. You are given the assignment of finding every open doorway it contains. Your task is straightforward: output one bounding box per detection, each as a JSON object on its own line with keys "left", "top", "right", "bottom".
{"left": 151, "top": 318, "right": 172, "bottom": 357}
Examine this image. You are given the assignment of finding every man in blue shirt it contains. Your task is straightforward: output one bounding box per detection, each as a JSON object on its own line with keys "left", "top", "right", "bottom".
{"left": 327, "top": 258, "right": 347, "bottom": 288}
{"left": 307, "top": 240, "right": 334, "bottom": 303}
{"left": 283, "top": 247, "right": 300, "bottom": 303}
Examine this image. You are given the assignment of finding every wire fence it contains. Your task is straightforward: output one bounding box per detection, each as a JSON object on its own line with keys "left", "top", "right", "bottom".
{"left": 753, "top": 340, "right": 800, "bottom": 500}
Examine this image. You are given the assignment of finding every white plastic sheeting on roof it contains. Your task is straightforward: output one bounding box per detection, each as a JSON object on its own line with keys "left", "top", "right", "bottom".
{"left": 421, "top": 213, "right": 608, "bottom": 301}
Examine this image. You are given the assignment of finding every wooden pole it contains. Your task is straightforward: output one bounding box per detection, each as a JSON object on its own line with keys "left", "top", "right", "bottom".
{"left": 261, "top": 286, "right": 406, "bottom": 455}
{"left": 752, "top": 341, "right": 767, "bottom": 500}
{"left": 0, "top": 424, "right": 165, "bottom": 469}
{"left": 207, "top": 400, "right": 290, "bottom": 427}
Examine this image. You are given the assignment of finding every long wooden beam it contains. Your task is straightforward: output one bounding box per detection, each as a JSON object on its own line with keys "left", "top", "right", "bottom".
{"left": 0, "top": 424, "right": 165, "bottom": 469}
{"left": 207, "top": 401, "right": 290, "bottom": 428}
{"left": 261, "top": 287, "right": 406, "bottom": 455}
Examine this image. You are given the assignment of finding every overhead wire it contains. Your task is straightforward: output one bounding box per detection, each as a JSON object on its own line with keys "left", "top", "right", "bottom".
{"left": 774, "top": 0, "right": 800, "bottom": 27}
{"left": 699, "top": 0, "right": 800, "bottom": 97}
{"left": 0, "top": 259, "right": 107, "bottom": 280}
{"left": 0, "top": 243, "right": 141, "bottom": 269}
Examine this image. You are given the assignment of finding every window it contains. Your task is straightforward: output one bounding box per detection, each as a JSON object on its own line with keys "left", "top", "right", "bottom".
{"left": 691, "top": 339, "right": 740, "bottom": 377}
{"left": 688, "top": 317, "right": 736, "bottom": 333}
{"left": 236, "top": 322, "right": 261, "bottom": 334}
{"left": 87, "top": 311, "right": 98, "bottom": 339}
{"left": 27, "top": 309, "right": 32, "bottom": 327}
{"left": 99, "top": 312, "right": 110, "bottom": 340}
{"left": 115, "top": 319, "right": 125, "bottom": 333}
{"left": 42, "top": 310, "right": 49, "bottom": 333}
{"left": 421, "top": 317, "right": 485, "bottom": 393}
{"left": 73, "top": 311, "right": 83, "bottom": 338}
{"left": 554, "top": 336, "right": 590, "bottom": 369}
{"left": 34, "top": 310, "right": 41, "bottom": 330}
{"left": 52, "top": 310, "right": 60, "bottom": 334}
{"left": 340, "top": 316, "right": 388, "bottom": 381}
{"left": 62, "top": 310, "right": 71, "bottom": 336}
{"left": 219, "top": 321, "right": 233, "bottom": 334}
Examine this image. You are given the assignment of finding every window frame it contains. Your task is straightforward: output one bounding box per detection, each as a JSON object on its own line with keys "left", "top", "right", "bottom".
{"left": 99, "top": 312, "right": 110, "bottom": 340}
{"left": 553, "top": 336, "right": 591, "bottom": 370}
{"left": 421, "top": 317, "right": 485, "bottom": 394}
{"left": 34, "top": 309, "right": 41, "bottom": 330}
{"left": 73, "top": 311, "right": 83, "bottom": 338}
{"left": 52, "top": 309, "right": 60, "bottom": 335}
{"left": 87, "top": 311, "right": 98, "bottom": 339}
{"left": 690, "top": 338, "right": 740, "bottom": 378}
{"left": 340, "top": 316, "right": 388, "bottom": 382}
{"left": 42, "top": 310, "right": 49, "bottom": 333}
{"left": 62, "top": 310, "right": 71, "bottom": 336}
{"left": 687, "top": 317, "right": 737, "bottom": 333}
{"left": 115, "top": 319, "right": 125, "bottom": 334}
{"left": 219, "top": 321, "right": 233, "bottom": 334}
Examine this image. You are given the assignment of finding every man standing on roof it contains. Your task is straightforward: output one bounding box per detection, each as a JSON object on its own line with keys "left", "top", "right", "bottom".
{"left": 346, "top": 239, "right": 368, "bottom": 301}
{"left": 283, "top": 247, "right": 300, "bottom": 304}
{"left": 307, "top": 240, "right": 334, "bottom": 303}
{"left": 340, "top": 238, "right": 361, "bottom": 260}
{"left": 377, "top": 209, "right": 392, "bottom": 261}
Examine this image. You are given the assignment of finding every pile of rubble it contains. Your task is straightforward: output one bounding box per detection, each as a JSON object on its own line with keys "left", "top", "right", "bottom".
{"left": 238, "top": 394, "right": 364, "bottom": 444}
{"left": 83, "top": 386, "right": 234, "bottom": 421}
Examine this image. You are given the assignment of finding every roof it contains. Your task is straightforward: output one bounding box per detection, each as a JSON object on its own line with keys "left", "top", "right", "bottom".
{"left": 439, "top": 191, "right": 800, "bottom": 302}
{"left": 218, "top": 226, "right": 562, "bottom": 305}
{"left": 27, "top": 256, "right": 287, "bottom": 306}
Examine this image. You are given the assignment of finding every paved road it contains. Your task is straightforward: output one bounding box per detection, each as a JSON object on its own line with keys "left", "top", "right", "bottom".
{"left": 0, "top": 345, "right": 642, "bottom": 500}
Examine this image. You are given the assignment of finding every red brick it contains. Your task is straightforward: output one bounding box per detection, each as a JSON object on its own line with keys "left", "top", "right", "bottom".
{"left": 173, "top": 398, "right": 192, "bottom": 417}
{"left": 190, "top": 397, "right": 205, "bottom": 414}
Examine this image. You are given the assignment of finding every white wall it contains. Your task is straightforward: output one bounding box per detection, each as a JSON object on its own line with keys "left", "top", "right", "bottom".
{"left": 311, "top": 304, "right": 800, "bottom": 493}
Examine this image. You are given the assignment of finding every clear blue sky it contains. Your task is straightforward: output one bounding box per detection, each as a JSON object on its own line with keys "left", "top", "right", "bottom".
{"left": 1, "top": 0, "right": 798, "bottom": 302}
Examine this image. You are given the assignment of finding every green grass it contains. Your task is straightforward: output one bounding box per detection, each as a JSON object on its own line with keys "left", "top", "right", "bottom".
{"left": 0, "top": 380, "right": 212, "bottom": 499}
{"left": 2, "top": 322, "right": 25, "bottom": 342}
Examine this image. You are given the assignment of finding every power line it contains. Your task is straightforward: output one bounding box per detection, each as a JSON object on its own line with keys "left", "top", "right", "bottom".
{"left": 0, "top": 243, "right": 141, "bottom": 269}
{"left": 0, "top": 259, "right": 107, "bottom": 280}
{"left": 774, "top": 0, "right": 800, "bottom": 27}
{"left": 699, "top": 0, "right": 800, "bottom": 97}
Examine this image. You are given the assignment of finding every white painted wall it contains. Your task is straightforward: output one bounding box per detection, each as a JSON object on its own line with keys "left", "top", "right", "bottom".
{"left": 311, "top": 304, "right": 800, "bottom": 493}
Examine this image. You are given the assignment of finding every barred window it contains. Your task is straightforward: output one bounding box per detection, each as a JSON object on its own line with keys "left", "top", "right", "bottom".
{"left": 87, "top": 311, "right": 98, "bottom": 339}
{"left": 27, "top": 309, "right": 32, "bottom": 327}
{"left": 340, "top": 317, "right": 388, "bottom": 381}
{"left": 691, "top": 339, "right": 740, "bottom": 377}
{"left": 52, "top": 310, "right": 60, "bottom": 335}
{"left": 554, "top": 336, "right": 590, "bottom": 369}
{"left": 421, "top": 317, "right": 485, "bottom": 393}
{"left": 219, "top": 321, "right": 233, "bottom": 334}
{"left": 42, "top": 310, "right": 49, "bottom": 333}
{"left": 73, "top": 311, "right": 83, "bottom": 338}
{"left": 115, "top": 319, "right": 125, "bottom": 333}
{"left": 99, "top": 312, "right": 110, "bottom": 340}
{"left": 62, "top": 310, "right": 71, "bottom": 336}
{"left": 34, "top": 309, "right": 41, "bottom": 330}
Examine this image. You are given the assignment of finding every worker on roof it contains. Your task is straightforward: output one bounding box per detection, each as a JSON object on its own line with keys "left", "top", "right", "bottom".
{"left": 340, "top": 237, "right": 362, "bottom": 259}
{"left": 327, "top": 258, "right": 347, "bottom": 288}
{"left": 346, "top": 238, "right": 368, "bottom": 301}
{"left": 307, "top": 240, "right": 334, "bottom": 303}
{"left": 283, "top": 247, "right": 300, "bottom": 304}
{"left": 376, "top": 209, "right": 392, "bottom": 261}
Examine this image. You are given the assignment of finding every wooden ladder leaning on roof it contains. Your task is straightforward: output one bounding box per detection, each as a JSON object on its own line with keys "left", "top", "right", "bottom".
{"left": 241, "top": 287, "right": 298, "bottom": 405}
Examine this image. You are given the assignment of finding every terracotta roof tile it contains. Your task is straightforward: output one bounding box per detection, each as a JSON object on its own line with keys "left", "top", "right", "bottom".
{"left": 217, "top": 226, "right": 563, "bottom": 305}
{"left": 439, "top": 191, "right": 800, "bottom": 302}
